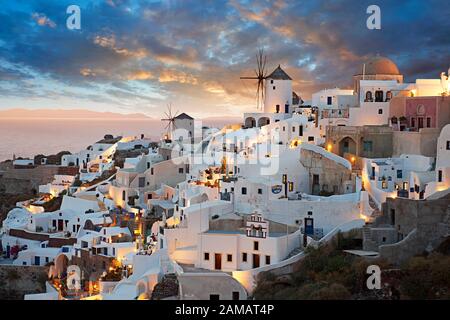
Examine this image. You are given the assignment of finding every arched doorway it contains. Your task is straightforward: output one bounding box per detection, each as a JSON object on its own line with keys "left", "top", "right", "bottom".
{"left": 257, "top": 117, "right": 270, "bottom": 127}
{"left": 54, "top": 254, "right": 69, "bottom": 278}
{"left": 338, "top": 137, "right": 356, "bottom": 157}
{"left": 136, "top": 281, "right": 147, "bottom": 297}
{"left": 244, "top": 117, "right": 256, "bottom": 128}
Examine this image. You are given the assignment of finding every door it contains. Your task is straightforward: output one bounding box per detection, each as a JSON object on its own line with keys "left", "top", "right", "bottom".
{"left": 312, "top": 174, "right": 320, "bottom": 195}
{"left": 418, "top": 117, "right": 424, "bottom": 129}
{"left": 214, "top": 254, "right": 222, "bottom": 270}
{"left": 252, "top": 254, "right": 260, "bottom": 268}
{"left": 285, "top": 104, "right": 289, "bottom": 113}
{"left": 58, "top": 219, "right": 64, "bottom": 231}
{"left": 34, "top": 256, "right": 40, "bottom": 266}
{"left": 304, "top": 217, "right": 314, "bottom": 236}
{"left": 6, "top": 245, "right": 10, "bottom": 258}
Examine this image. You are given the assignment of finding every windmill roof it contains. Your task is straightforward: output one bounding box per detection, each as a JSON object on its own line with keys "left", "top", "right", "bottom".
{"left": 175, "top": 113, "right": 194, "bottom": 120}
{"left": 267, "top": 65, "right": 292, "bottom": 80}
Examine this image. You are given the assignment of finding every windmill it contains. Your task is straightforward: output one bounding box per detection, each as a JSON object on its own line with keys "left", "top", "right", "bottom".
{"left": 240, "top": 48, "right": 268, "bottom": 110}
{"left": 161, "top": 103, "right": 179, "bottom": 140}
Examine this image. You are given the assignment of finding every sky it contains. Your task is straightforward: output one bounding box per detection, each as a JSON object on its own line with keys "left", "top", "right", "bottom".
{"left": 0, "top": 0, "right": 449, "bottom": 118}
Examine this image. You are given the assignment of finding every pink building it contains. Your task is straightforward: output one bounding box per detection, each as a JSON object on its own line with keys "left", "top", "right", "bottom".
{"left": 389, "top": 96, "right": 450, "bottom": 132}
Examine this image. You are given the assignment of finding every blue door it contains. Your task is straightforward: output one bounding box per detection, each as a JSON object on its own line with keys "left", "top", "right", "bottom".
{"left": 304, "top": 218, "right": 314, "bottom": 236}
{"left": 34, "top": 256, "right": 40, "bottom": 266}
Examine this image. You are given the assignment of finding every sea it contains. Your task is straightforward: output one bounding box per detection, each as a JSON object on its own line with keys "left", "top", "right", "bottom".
{"left": 0, "top": 118, "right": 165, "bottom": 161}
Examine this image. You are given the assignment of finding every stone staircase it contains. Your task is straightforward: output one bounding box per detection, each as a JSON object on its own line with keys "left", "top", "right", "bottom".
{"left": 362, "top": 225, "right": 379, "bottom": 252}
{"left": 368, "top": 194, "right": 382, "bottom": 219}
{"left": 286, "top": 247, "right": 303, "bottom": 259}
{"left": 444, "top": 205, "right": 450, "bottom": 236}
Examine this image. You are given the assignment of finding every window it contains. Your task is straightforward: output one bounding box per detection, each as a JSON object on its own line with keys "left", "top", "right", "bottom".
{"left": 299, "top": 125, "right": 303, "bottom": 136}
{"left": 438, "top": 170, "right": 443, "bottom": 182}
{"left": 150, "top": 168, "right": 154, "bottom": 175}
{"left": 427, "top": 117, "right": 431, "bottom": 128}
{"left": 446, "top": 141, "right": 450, "bottom": 150}
{"left": 375, "top": 90, "right": 383, "bottom": 102}
{"left": 378, "top": 109, "right": 383, "bottom": 114}
{"left": 276, "top": 105, "right": 280, "bottom": 113}
{"left": 258, "top": 188, "right": 262, "bottom": 195}
{"left": 385, "top": 91, "right": 392, "bottom": 101}
{"left": 365, "top": 91, "right": 373, "bottom": 102}
{"left": 411, "top": 117, "right": 416, "bottom": 128}
{"left": 363, "top": 141, "right": 373, "bottom": 152}
{"left": 147, "top": 162, "right": 150, "bottom": 169}
{"left": 204, "top": 252, "right": 209, "bottom": 261}
{"left": 292, "top": 126, "right": 295, "bottom": 132}
{"left": 288, "top": 182, "right": 294, "bottom": 192}
{"left": 382, "top": 180, "right": 388, "bottom": 189}
{"left": 273, "top": 86, "right": 276, "bottom": 90}
{"left": 270, "top": 79, "right": 273, "bottom": 84}
{"left": 397, "top": 170, "right": 402, "bottom": 179}
{"left": 253, "top": 241, "right": 259, "bottom": 251}
{"left": 232, "top": 291, "right": 240, "bottom": 300}
{"left": 122, "top": 190, "right": 126, "bottom": 201}
{"left": 241, "top": 187, "right": 247, "bottom": 195}
{"left": 327, "top": 96, "right": 332, "bottom": 105}
{"left": 265, "top": 255, "right": 271, "bottom": 265}
{"left": 178, "top": 167, "right": 184, "bottom": 174}
{"left": 227, "top": 254, "right": 232, "bottom": 262}
{"left": 45, "top": 257, "right": 49, "bottom": 263}
{"left": 308, "top": 136, "right": 314, "bottom": 142}
{"left": 242, "top": 252, "right": 247, "bottom": 262}
{"left": 282, "top": 126, "right": 285, "bottom": 132}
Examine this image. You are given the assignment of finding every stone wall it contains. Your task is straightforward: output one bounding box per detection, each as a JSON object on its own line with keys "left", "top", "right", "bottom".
{"left": 71, "top": 249, "right": 114, "bottom": 281}
{"left": 367, "top": 194, "right": 450, "bottom": 265}
{"left": 300, "top": 148, "right": 353, "bottom": 195}
{"left": 392, "top": 128, "right": 440, "bottom": 157}
{"left": 0, "top": 165, "right": 60, "bottom": 194}
{"left": 326, "top": 125, "right": 393, "bottom": 158}
{"left": 0, "top": 265, "right": 48, "bottom": 300}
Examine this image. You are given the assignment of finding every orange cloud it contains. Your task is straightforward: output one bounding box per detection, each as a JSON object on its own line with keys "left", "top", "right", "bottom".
{"left": 93, "top": 35, "right": 148, "bottom": 58}
{"left": 126, "top": 70, "right": 154, "bottom": 80}
{"left": 32, "top": 13, "right": 56, "bottom": 28}
{"left": 159, "top": 69, "right": 198, "bottom": 85}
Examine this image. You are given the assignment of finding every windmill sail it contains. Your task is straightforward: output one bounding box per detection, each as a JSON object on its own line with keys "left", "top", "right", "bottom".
{"left": 240, "top": 49, "right": 268, "bottom": 110}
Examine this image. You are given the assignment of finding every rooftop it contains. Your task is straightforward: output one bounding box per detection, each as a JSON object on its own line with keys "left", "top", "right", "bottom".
{"left": 267, "top": 65, "right": 292, "bottom": 80}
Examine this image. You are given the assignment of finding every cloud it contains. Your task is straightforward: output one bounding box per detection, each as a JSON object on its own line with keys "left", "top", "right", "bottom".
{"left": 31, "top": 12, "right": 56, "bottom": 28}
{"left": 0, "top": 0, "right": 448, "bottom": 117}
{"left": 126, "top": 70, "right": 154, "bottom": 80}
{"left": 159, "top": 69, "right": 198, "bottom": 85}
{"left": 93, "top": 35, "right": 148, "bottom": 58}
